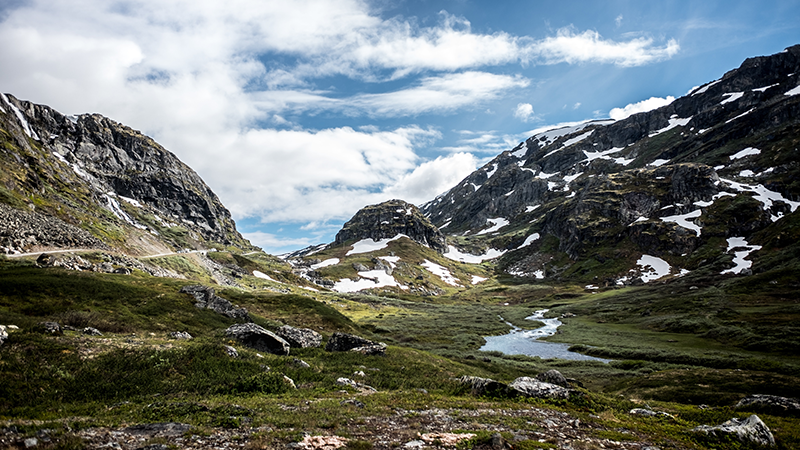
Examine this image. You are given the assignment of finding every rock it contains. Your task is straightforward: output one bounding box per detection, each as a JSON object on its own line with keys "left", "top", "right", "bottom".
{"left": 292, "top": 358, "right": 311, "bottom": 368}
{"left": 334, "top": 199, "right": 447, "bottom": 253}
{"left": 276, "top": 325, "right": 322, "bottom": 348}
{"left": 225, "top": 323, "right": 290, "bottom": 355}
{"left": 630, "top": 408, "right": 674, "bottom": 419}
{"left": 508, "top": 377, "right": 570, "bottom": 399}
{"left": 736, "top": 394, "right": 800, "bottom": 413}
{"left": 458, "top": 376, "right": 508, "bottom": 397}
{"left": 82, "top": 327, "right": 103, "bottom": 336}
{"left": 24, "top": 437, "right": 37, "bottom": 448}
{"left": 113, "top": 267, "right": 132, "bottom": 275}
{"left": 282, "top": 375, "right": 297, "bottom": 389}
{"left": 0, "top": 325, "right": 7, "bottom": 345}
{"left": 336, "top": 377, "right": 359, "bottom": 389}
{"left": 223, "top": 345, "right": 238, "bottom": 358}
{"left": 341, "top": 399, "right": 365, "bottom": 408}
{"left": 693, "top": 414, "right": 775, "bottom": 446}
{"left": 352, "top": 263, "right": 369, "bottom": 272}
{"left": 536, "top": 369, "right": 569, "bottom": 387}
{"left": 36, "top": 253, "right": 53, "bottom": 266}
{"left": 180, "top": 285, "right": 248, "bottom": 320}
{"left": 123, "top": 422, "right": 191, "bottom": 437}
{"left": 39, "top": 321, "right": 62, "bottom": 335}
{"left": 168, "top": 331, "right": 193, "bottom": 340}
{"left": 325, "top": 332, "right": 386, "bottom": 356}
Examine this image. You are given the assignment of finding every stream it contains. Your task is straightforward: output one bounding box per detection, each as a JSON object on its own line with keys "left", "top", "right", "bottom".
{"left": 480, "top": 309, "right": 610, "bottom": 362}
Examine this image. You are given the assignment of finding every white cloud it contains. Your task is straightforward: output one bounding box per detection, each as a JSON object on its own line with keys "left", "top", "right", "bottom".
{"left": 241, "top": 231, "right": 316, "bottom": 253}
{"left": 514, "top": 103, "right": 534, "bottom": 121}
{"left": 530, "top": 27, "right": 679, "bottom": 67}
{"left": 386, "top": 152, "right": 479, "bottom": 202}
{"left": 615, "top": 15, "right": 623, "bottom": 27}
{"left": 609, "top": 96, "right": 676, "bottom": 120}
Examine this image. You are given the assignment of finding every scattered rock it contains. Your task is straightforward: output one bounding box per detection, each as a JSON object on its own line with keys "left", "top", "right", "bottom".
{"left": 420, "top": 433, "right": 476, "bottom": 447}
{"left": 341, "top": 399, "right": 365, "bottom": 408}
{"left": 225, "top": 323, "right": 290, "bottom": 355}
{"left": 283, "top": 375, "right": 297, "bottom": 389}
{"left": 458, "top": 376, "right": 508, "bottom": 397}
{"left": 693, "top": 414, "right": 775, "bottom": 446}
{"left": 336, "top": 377, "right": 377, "bottom": 392}
{"left": 81, "top": 326, "right": 103, "bottom": 336}
{"left": 296, "top": 435, "right": 349, "bottom": 450}
{"left": 180, "top": 285, "right": 249, "bottom": 320}
{"left": 39, "top": 321, "right": 62, "bottom": 335}
{"left": 276, "top": 325, "right": 322, "bottom": 348}
{"left": 0, "top": 325, "right": 7, "bottom": 345}
{"left": 292, "top": 358, "right": 311, "bottom": 368}
{"left": 630, "top": 408, "right": 674, "bottom": 419}
{"left": 123, "top": 422, "right": 191, "bottom": 437}
{"left": 736, "top": 394, "right": 800, "bottom": 413}
{"left": 508, "top": 377, "right": 570, "bottom": 399}
{"left": 536, "top": 369, "right": 569, "bottom": 388}
{"left": 223, "top": 345, "right": 239, "bottom": 358}
{"left": 168, "top": 331, "right": 193, "bottom": 340}
{"left": 325, "top": 332, "right": 386, "bottom": 355}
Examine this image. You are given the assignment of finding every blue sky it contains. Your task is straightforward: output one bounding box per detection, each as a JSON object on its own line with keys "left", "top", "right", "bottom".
{"left": 1, "top": 1, "right": 799, "bottom": 254}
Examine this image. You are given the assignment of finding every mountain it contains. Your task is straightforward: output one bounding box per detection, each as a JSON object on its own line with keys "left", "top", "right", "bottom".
{"left": 301, "top": 44, "right": 800, "bottom": 292}
{"left": 0, "top": 93, "right": 255, "bottom": 256}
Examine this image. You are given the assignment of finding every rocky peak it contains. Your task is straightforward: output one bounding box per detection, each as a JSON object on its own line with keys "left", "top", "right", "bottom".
{"left": 334, "top": 199, "right": 446, "bottom": 253}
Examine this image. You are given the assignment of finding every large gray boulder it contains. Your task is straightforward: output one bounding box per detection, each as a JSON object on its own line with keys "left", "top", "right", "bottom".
{"left": 180, "top": 285, "right": 248, "bottom": 320}
{"left": 736, "top": 394, "right": 800, "bottom": 413}
{"left": 536, "top": 369, "right": 569, "bottom": 388}
{"left": 325, "top": 332, "right": 386, "bottom": 355}
{"left": 276, "top": 325, "right": 322, "bottom": 348}
{"left": 693, "top": 414, "right": 775, "bottom": 447}
{"left": 458, "top": 376, "right": 508, "bottom": 397}
{"left": 508, "top": 377, "right": 570, "bottom": 399}
{"left": 225, "top": 323, "right": 290, "bottom": 356}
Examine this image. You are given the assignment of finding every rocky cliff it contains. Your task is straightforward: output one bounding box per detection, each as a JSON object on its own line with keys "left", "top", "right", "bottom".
{"left": 334, "top": 199, "right": 446, "bottom": 253}
{"left": 0, "top": 93, "right": 254, "bottom": 255}
{"left": 414, "top": 44, "right": 800, "bottom": 282}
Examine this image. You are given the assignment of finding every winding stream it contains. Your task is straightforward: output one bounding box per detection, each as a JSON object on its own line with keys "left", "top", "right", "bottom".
{"left": 480, "top": 309, "right": 610, "bottom": 362}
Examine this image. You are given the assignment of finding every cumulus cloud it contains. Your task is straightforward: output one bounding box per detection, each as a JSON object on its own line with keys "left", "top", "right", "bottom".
{"left": 609, "top": 96, "right": 676, "bottom": 120}
{"left": 530, "top": 28, "right": 679, "bottom": 67}
{"left": 514, "top": 103, "right": 534, "bottom": 121}
{"left": 0, "top": 0, "right": 683, "bottom": 251}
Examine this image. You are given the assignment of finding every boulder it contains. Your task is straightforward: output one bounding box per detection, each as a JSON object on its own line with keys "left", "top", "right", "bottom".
{"left": 168, "top": 331, "right": 193, "bottom": 340}
{"left": 536, "top": 369, "right": 569, "bottom": 388}
{"left": 0, "top": 325, "right": 7, "bottom": 345}
{"left": 508, "top": 377, "right": 570, "bottom": 399}
{"left": 736, "top": 394, "right": 800, "bottom": 413}
{"left": 225, "top": 323, "right": 290, "bottom": 356}
{"left": 325, "top": 332, "right": 386, "bottom": 355}
{"left": 180, "top": 285, "right": 248, "bottom": 320}
{"left": 276, "top": 325, "right": 322, "bottom": 348}
{"left": 82, "top": 327, "right": 103, "bottom": 336}
{"left": 39, "top": 321, "right": 62, "bottom": 335}
{"left": 223, "top": 345, "right": 239, "bottom": 358}
{"left": 693, "top": 414, "right": 775, "bottom": 446}
{"left": 458, "top": 376, "right": 508, "bottom": 397}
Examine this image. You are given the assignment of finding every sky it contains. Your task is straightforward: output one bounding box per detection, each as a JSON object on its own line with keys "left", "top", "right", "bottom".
{"left": 1, "top": 1, "right": 799, "bottom": 254}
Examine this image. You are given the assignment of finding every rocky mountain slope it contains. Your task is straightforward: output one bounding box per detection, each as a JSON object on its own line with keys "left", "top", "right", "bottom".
{"left": 0, "top": 93, "right": 254, "bottom": 255}
{"left": 416, "top": 44, "right": 800, "bottom": 284}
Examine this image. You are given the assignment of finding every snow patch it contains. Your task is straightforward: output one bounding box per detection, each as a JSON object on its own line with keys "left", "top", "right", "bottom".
{"left": 785, "top": 85, "right": 800, "bottom": 96}
{"left": 650, "top": 116, "right": 692, "bottom": 137}
{"left": 443, "top": 245, "right": 506, "bottom": 263}
{"left": 720, "top": 92, "right": 744, "bottom": 104}
{"left": 720, "top": 178, "right": 800, "bottom": 220}
{"left": 346, "top": 235, "right": 407, "bottom": 256}
{"left": 691, "top": 79, "right": 721, "bottom": 96}
{"left": 525, "top": 205, "right": 541, "bottom": 213}
{"left": 471, "top": 275, "right": 487, "bottom": 284}
{"left": 660, "top": 209, "right": 703, "bottom": 236}
{"left": 421, "top": 260, "right": 461, "bottom": 286}
{"left": 720, "top": 237, "right": 762, "bottom": 275}
{"left": 333, "top": 270, "right": 405, "bottom": 293}
{"left": 253, "top": 271, "right": 278, "bottom": 282}
{"left": 726, "top": 108, "right": 755, "bottom": 124}
{"left": 752, "top": 84, "right": 778, "bottom": 92}
{"left": 0, "top": 93, "right": 40, "bottom": 140}
{"left": 517, "top": 233, "right": 541, "bottom": 249}
{"left": 485, "top": 164, "right": 497, "bottom": 179}
{"left": 637, "top": 255, "right": 672, "bottom": 283}
{"left": 477, "top": 218, "right": 509, "bottom": 235}
{"left": 649, "top": 159, "right": 670, "bottom": 167}
{"left": 311, "top": 258, "right": 340, "bottom": 269}
{"left": 729, "top": 147, "right": 761, "bottom": 160}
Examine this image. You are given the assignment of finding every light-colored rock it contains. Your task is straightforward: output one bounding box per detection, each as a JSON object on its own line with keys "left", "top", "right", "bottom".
{"left": 693, "top": 414, "right": 775, "bottom": 446}
{"left": 276, "top": 325, "right": 322, "bottom": 348}
{"left": 736, "top": 394, "right": 800, "bottom": 412}
{"left": 509, "top": 377, "right": 570, "bottom": 399}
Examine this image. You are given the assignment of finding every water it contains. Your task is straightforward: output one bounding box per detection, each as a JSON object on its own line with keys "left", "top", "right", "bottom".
{"left": 480, "top": 309, "right": 610, "bottom": 362}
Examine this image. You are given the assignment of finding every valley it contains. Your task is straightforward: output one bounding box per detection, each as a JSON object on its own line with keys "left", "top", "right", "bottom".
{"left": 2, "top": 46, "right": 800, "bottom": 449}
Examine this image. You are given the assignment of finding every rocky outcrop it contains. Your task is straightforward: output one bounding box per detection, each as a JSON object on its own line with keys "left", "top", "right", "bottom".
{"left": 325, "top": 332, "right": 387, "bottom": 356}
{"left": 693, "top": 414, "right": 775, "bottom": 446}
{"left": 508, "top": 377, "right": 571, "bottom": 399}
{"left": 334, "top": 199, "right": 446, "bottom": 253}
{"left": 276, "top": 325, "right": 322, "bottom": 348}
{"left": 736, "top": 394, "right": 800, "bottom": 413}
{"left": 535, "top": 369, "right": 569, "bottom": 388}
{"left": 180, "top": 285, "right": 248, "bottom": 320}
{"left": 0, "top": 93, "right": 255, "bottom": 253}
{"left": 458, "top": 376, "right": 508, "bottom": 397}
{"left": 224, "top": 323, "right": 290, "bottom": 356}
{"left": 0, "top": 203, "right": 108, "bottom": 255}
